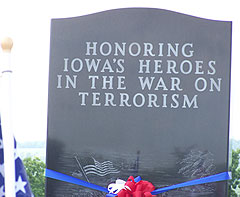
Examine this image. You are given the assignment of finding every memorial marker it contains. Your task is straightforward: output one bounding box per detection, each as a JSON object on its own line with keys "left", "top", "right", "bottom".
{"left": 46, "top": 8, "right": 232, "bottom": 196}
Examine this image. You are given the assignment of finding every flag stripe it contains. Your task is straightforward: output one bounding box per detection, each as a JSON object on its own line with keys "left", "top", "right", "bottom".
{"left": 85, "top": 170, "right": 120, "bottom": 177}
{"left": 84, "top": 166, "right": 120, "bottom": 173}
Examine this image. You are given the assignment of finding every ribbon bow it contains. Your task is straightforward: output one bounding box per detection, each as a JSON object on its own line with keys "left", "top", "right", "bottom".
{"left": 109, "top": 176, "right": 156, "bottom": 197}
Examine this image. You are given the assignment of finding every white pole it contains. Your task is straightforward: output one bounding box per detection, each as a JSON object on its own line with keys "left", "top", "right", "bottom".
{"left": 0, "top": 37, "right": 15, "bottom": 197}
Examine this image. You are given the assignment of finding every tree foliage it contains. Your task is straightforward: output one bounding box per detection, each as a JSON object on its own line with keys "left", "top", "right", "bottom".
{"left": 23, "top": 157, "right": 45, "bottom": 197}
{"left": 229, "top": 149, "right": 240, "bottom": 197}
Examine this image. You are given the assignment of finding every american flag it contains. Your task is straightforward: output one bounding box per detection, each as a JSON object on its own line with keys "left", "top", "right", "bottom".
{"left": 0, "top": 119, "right": 33, "bottom": 196}
{"left": 83, "top": 157, "right": 120, "bottom": 177}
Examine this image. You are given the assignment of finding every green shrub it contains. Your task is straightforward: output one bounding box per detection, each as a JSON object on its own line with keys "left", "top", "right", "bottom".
{"left": 23, "top": 157, "right": 45, "bottom": 197}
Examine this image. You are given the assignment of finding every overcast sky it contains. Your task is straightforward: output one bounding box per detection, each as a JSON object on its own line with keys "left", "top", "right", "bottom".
{"left": 0, "top": 0, "right": 239, "bottom": 142}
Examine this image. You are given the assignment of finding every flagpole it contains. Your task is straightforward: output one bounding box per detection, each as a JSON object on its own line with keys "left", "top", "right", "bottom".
{"left": 0, "top": 37, "right": 16, "bottom": 197}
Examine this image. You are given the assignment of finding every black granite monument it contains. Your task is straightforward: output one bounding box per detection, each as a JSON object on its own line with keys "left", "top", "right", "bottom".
{"left": 46, "top": 8, "right": 231, "bottom": 196}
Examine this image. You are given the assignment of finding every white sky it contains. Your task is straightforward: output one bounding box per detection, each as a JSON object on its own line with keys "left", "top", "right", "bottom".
{"left": 0, "top": 0, "right": 239, "bottom": 142}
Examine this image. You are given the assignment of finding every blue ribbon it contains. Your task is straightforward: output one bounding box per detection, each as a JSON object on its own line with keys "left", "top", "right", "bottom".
{"left": 45, "top": 169, "right": 108, "bottom": 193}
{"left": 45, "top": 169, "right": 231, "bottom": 195}
{"left": 151, "top": 171, "right": 232, "bottom": 195}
